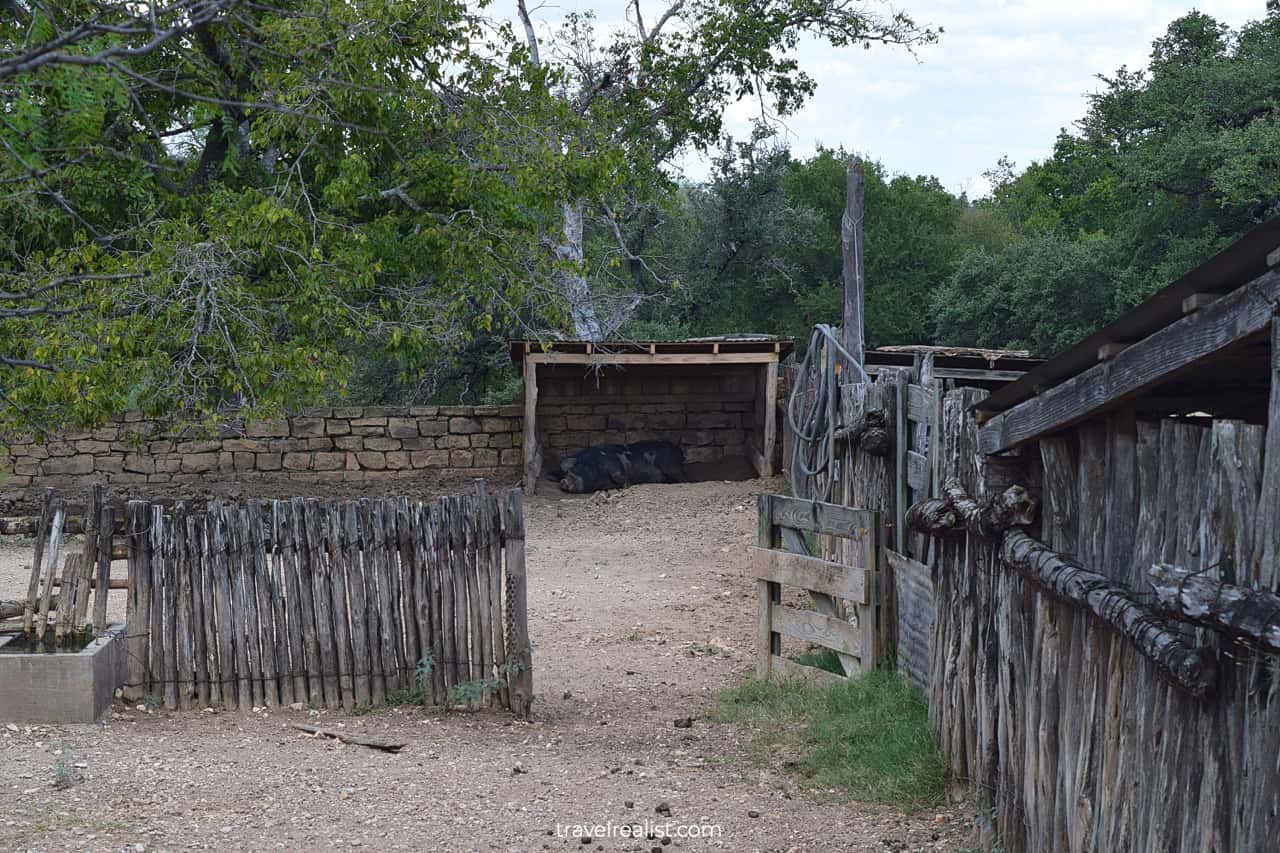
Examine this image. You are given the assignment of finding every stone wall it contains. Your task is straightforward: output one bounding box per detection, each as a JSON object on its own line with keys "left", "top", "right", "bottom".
{"left": 535, "top": 364, "right": 765, "bottom": 468}
{"left": 2, "top": 405, "right": 523, "bottom": 495}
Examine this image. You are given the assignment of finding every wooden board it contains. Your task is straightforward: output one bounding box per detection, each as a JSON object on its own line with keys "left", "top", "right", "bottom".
{"left": 906, "top": 449, "right": 930, "bottom": 492}
{"left": 906, "top": 383, "right": 934, "bottom": 424}
{"left": 767, "top": 495, "right": 877, "bottom": 538}
{"left": 771, "top": 604, "right": 862, "bottom": 657}
{"left": 527, "top": 352, "right": 780, "bottom": 365}
{"left": 750, "top": 547, "right": 868, "bottom": 603}
{"left": 887, "top": 548, "right": 933, "bottom": 690}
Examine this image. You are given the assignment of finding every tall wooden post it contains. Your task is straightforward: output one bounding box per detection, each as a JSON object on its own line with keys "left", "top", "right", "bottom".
{"left": 503, "top": 490, "right": 533, "bottom": 718}
{"left": 522, "top": 356, "right": 540, "bottom": 493}
{"left": 841, "top": 159, "right": 866, "bottom": 370}
{"left": 761, "top": 357, "right": 779, "bottom": 477}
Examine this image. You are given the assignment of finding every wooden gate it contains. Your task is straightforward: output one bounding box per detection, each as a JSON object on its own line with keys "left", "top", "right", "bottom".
{"left": 753, "top": 493, "right": 885, "bottom": 679}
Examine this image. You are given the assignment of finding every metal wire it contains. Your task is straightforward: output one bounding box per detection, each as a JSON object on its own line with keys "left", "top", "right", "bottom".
{"left": 786, "top": 323, "right": 867, "bottom": 502}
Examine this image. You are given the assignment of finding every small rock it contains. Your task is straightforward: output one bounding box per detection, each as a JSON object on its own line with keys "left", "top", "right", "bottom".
{"left": 289, "top": 702, "right": 305, "bottom": 711}
{"left": 655, "top": 802, "right": 672, "bottom": 817}
{"left": 579, "top": 837, "right": 592, "bottom": 845}
{"left": 624, "top": 800, "right": 634, "bottom": 809}
{"left": 673, "top": 717, "right": 693, "bottom": 729}
{"left": 5, "top": 723, "right": 18, "bottom": 732}
{"left": 748, "top": 810, "right": 761, "bottom": 818}
{"left": 934, "top": 814, "right": 947, "bottom": 823}
{"left": 512, "top": 762, "right": 527, "bottom": 775}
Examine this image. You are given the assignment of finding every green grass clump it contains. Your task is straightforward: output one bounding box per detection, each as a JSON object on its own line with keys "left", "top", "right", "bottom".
{"left": 790, "top": 647, "right": 844, "bottom": 674}
{"left": 711, "top": 668, "right": 947, "bottom": 813}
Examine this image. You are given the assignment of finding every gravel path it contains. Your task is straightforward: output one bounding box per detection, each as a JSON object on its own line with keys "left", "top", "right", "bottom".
{"left": 0, "top": 479, "right": 969, "bottom": 852}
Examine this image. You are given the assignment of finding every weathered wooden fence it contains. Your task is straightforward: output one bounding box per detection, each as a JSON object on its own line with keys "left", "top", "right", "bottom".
{"left": 754, "top": 493, "right": 885, "bottom": 678}
{"left": 913, "top": 387, "right": 1280, "bottom": 853}
{"left": 116, "top": 485, "right": 532, "bottom": 716}
{"left": 13, "top": 483, "right": 118, "bottom": 640}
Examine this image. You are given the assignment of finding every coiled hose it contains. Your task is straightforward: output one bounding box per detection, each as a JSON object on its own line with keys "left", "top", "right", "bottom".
{"left": 786, "top": 324, "right": 867, "bottom": 502}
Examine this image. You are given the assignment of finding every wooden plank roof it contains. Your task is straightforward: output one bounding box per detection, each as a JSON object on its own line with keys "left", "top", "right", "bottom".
{"left": 509, "top": 336, "right": 795, "bottom": 364}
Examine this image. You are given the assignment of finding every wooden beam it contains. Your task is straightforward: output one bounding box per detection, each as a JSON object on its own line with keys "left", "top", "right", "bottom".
{"left": 751, "top": 547, "right": 869, "bottom": 603}
{"left": 525, "top": 352, "right": 780, "bottom": 366}
{"left": 761, "top": 363, "right": 778, "bottom": 477}
{"left": 1181, "top": 292, "right": 1218, "bottom": 314}
{"left": 756, "top": 495, "right": 780, "bottom": 679}
{"left": 980, "top": 268, "right": 1280, "bottom": 454}
{"left": 522, "top": 358, "right": 539, "bottom": 493}
{"left": 841, "top": 159, "right": 866, "bottom": 367}
{"left": 864, "top": 364, "right": 1026, "bottom": 382}
{"left": 768, "top": 495, "right": 878, "bottom": 538}
{"left": 772, "top": 604, "right": 862, "bottom": 657}
{"left": 1097, "top": 342, "right": 1128, "bottom": 361}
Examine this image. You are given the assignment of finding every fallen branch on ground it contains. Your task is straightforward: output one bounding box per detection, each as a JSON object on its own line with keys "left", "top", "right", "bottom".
{"left": 289, "top": 723, "right": 406, "bottom": 753}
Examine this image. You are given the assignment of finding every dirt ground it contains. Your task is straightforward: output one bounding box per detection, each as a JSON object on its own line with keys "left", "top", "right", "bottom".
{"left": 0, "top": 479, "right": 971, "bottom": 852}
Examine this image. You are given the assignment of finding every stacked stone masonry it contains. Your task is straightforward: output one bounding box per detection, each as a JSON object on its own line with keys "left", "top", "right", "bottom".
{"left": 3, "top": 405, "right": 524, "bottom": 490}
{"left": 535, "top": 364, "right": 764, "bottom": 468}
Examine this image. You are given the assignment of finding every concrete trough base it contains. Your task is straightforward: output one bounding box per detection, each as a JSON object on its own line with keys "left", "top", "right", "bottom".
{"left": 0, "top": 624, "right": 124, "bottom": 724}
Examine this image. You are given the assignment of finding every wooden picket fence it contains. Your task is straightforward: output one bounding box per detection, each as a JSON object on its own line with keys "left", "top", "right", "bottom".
{"left": 120, "top": 484, "right": 532, "bottom": 716}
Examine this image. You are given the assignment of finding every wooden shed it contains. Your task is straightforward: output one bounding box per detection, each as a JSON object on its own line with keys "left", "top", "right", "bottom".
{"left": 510, "top": 337, "right": 794, "bottom": 491}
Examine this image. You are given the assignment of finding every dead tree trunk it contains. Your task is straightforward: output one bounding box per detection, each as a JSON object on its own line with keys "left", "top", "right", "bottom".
{"left": 907, "top": 481, "right": 1218, "bottom": 697}
{"left": 1149, "top": 563, "right": 1280, "bottom": 654}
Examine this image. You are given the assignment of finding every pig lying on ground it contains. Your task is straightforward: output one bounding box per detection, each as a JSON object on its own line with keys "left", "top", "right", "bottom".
{"left": 547, "top": 441, "right": 687, "bottom": 493}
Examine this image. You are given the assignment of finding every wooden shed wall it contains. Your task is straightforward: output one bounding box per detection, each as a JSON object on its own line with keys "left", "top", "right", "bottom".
{"left": 929, "top": 387, "right": 1280, "bottom": 853}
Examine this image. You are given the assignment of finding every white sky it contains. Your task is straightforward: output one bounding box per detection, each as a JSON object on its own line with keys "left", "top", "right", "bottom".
{"left": 517, "top": 0, "right": 1267, "bottom": 197}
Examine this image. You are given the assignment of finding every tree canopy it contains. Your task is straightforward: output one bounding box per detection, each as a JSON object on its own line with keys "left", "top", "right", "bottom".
{"left": 3, "top": 4, "right": 1278, "bottom": 420}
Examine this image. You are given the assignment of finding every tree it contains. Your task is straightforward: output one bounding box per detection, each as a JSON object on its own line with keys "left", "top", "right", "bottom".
{"left": 514, "top": 0, "right": 936, "bottom": 339}
{"left": 0, "top": 1, "right": 585, "bottom": 429}
{"left": 931, "top": 234, "right": 1117, "bottom": 356}
{"left": 936, "top": 8, "right": 1280, "bottom": 356}
{"left": 631, "top": 137, "right": 986, "bottom": 348}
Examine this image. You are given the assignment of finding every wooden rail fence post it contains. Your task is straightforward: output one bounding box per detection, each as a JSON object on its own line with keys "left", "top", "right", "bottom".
{"left": 503, "top": 489, "right": 533, "bottom": 718}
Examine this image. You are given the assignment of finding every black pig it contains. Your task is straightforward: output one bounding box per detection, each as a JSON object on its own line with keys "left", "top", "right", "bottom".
{"left": 623, "top": 440, "right": 687, "bottom": 484}
{"left": 553, "top": 444, "right": 630, "bottom": 493}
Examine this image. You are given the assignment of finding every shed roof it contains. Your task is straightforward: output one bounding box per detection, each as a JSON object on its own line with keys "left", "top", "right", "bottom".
{"left": 976, "top": 215, "right": 1280, "bottom": 419}
{"left": 509, "top": 336, "right": 795, "bottom": 364}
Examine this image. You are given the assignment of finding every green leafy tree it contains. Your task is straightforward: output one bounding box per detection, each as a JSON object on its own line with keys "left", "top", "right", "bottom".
{"left": 0, "top": 1, "right": 588, "bottom": 429}
{"left": 931, "top": 234, "right": 1118, "bottom": 356}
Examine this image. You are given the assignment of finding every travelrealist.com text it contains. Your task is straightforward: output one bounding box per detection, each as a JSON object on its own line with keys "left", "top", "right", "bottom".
{"left": 555, "top": 820, "right": 724, "bottom": 840}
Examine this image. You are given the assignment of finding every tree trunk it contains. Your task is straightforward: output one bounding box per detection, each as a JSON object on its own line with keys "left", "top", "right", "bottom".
{"left": 555, "top": 199, "right": 602, "bottom": 340}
